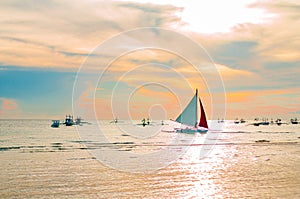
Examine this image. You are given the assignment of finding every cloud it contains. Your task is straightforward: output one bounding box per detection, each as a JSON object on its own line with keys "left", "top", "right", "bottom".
{"left": 225, "top": 87, "right": 300, "bottom": 118}
{"left": 238, "top": 1, "right": 300, "bottom": 62}
{"left": 1, "top": 98, "right": 18, "bottom": 110}
{"left": 212, "top": 41, "right": 258, "bottom": 72}
{"left": 190, "top": 0, "right": 300, "bottom": 96}
{"left": 0, "top": 0, "right": 183, "bottom": 70}
{"left": 0, "top": 0, "right": 299, "bottom": 119}
{"left": 216, "top": 63, "right": 254, "bottom": 78}
{"left": 0, "top": 98, "right": 21, "bottom": 118}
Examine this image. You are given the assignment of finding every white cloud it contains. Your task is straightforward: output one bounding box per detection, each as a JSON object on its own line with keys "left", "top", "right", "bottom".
{"left": 119, "top": 0, "right": 275, "bottom": 33}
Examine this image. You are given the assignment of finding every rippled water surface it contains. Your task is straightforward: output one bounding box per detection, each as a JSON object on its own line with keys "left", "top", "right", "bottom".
{"left": 0, "top": 120, "right": 299, "bottom": 198}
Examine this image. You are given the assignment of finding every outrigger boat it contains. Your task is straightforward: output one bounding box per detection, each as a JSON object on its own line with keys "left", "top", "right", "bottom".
{"left": 240, "top": 118, "right": 246, "bottom": 123}
{"left": 217, "top": 118, "right": 224, "bottom": 123}
{"left": 291, "top": 118, "right": 298, "bottom": 124}
{"left": 51, "top": 115, "right": 89, "bottom": 128}
{"left": 110, "top": 118, "right": 118, "bottom": 124}
{"left": 138, "top": 118, "right": 151, "bottom": 127}
{"left": 75, "top": 116, "right": 82, "bottom": 125}
{"left": 275, "top": 118, "right": 283, "bottom": 126}
{"left": 174, "top": 89, "right": 208, "bottom": 133}
{"left": 74, "top": 116, "right": 90, "bottom": 125}
{"left": 51, "top": 120, "right": 60, "bottom": 128}
{"left": 64, "top": 115, "right": 74, "bottom": 126}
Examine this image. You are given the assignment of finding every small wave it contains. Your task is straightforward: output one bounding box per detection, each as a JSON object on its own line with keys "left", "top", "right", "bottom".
{"left": 51, "top": 142, "right": 63, "bottom": 145}
{"left": 69, "top": 140, "right": 94, "bottom": 143}
{"left": 118, "top": 149, "right": 132, "bottom": 151}
{"left": 220, "top": 131, "right": 296, "bottom": 134}
{"left": 112, "top": 141, "right": 135, "bottom": 145}
{"left": 268, "top": 132, "right": 295, "bottom": 134}
{"left": 67, "top": 157, "right": 96, "bottom": 160}
{"left": 221, "top": 131, "right": 251, "bottom": 134}
{"left": 255, "top": 139, "right": 270, "bottom": 143}
{"left": 0, "top": 146, "right": 21, "bottom": 151}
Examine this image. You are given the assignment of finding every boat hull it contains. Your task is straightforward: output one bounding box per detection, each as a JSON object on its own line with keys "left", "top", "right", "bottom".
{"left": 176, "top": 128, "right": 208, "bottom": 134}
{"left": 51, "top": 123, "right": 59, "bottom": 128}
{"left": 65, "top": 122, "right": 73, "bottom": 126}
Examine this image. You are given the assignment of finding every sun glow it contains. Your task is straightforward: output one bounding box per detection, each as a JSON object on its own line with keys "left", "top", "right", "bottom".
{"left": 120, "top": 0, "right": 273, "bottom": 33}
{"left": 178, "top": 0, "right": 270, "bottom": 33}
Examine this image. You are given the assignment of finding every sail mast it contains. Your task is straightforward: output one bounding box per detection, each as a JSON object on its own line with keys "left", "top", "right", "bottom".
{"left": 195, "top": 89, "right": 198, "bottom": 127}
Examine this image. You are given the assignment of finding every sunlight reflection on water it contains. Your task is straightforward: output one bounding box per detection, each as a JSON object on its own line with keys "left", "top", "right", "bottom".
{"left": 0, "top": 120, "right": 299, "bottom": 198}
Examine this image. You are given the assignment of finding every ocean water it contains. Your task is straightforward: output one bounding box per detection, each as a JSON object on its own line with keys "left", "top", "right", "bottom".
{"left": 0, "top": 120, "right": 299, "bottom": 198}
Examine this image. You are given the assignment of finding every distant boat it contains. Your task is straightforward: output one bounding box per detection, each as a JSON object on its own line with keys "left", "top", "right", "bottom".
{"left": 259, "top": 118, "right": 269, "bottom": 125}
{"left": 240, "top": 118, "right": 246, "bottom": 123}
{"left": 217, "top": 118, "right": 224, "bottom": 123}
{"left": 64, "top": 115, "right": 74, "bottom": 126}
{"left": 75, "top": 116, "right": 90, "bottom": 125}
{"left": 250, "top": 118, "right": 286, "bottom": 126}
{"left": 51, "top": 120, "right": 60, "bottom": 128}
{"left": 137, "top": 117, "right": 152, "bottom": 127}
{"left": 51, "top": 115, "right": 88, "bottom": 128}
{"left": 275, "top": 118, "right": 282, "bottom": 126}
{"left": 253, "top": 122, "right": 260, "bottom": 126}
{"left": 249, "top": 118, "right": 265, "bottom": 126}
{"left": 174, "top": 89, "right": 208, "bottom": 133}
{"left": 139, "top": 118, "right": 147, "bottom": 127}
{"left": 110, "top": 118, "right": 118, "bottom": 124}
{"left": 234, "top": 118, "right": 240, "bottom": 124}
{"left": 75, "top": 117, "right": 82, "bottom": 125}
{"left": 261, "top": 121, "right": 269, "bottom": 125}
{"left": 291, "top": 118, "right": 298, "bottom": 124}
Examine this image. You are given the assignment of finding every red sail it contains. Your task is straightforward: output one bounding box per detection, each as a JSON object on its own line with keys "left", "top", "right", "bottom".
{"left": 198, "top": 98, "right": 208, "bottom": 128}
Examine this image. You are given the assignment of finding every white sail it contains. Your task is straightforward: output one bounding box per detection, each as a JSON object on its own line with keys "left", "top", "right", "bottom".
{"left": 175, "top": 92, "right": 197, "bottom": 127}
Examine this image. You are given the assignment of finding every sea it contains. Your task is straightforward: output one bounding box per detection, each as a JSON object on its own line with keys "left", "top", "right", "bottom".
{"left": 0, "top": 119, "right": 299, "bottom": 198}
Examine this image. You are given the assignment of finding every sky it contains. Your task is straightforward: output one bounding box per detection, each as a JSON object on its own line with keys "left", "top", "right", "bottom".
{"left": 0, "top": 0, "right": 299, "bottom": 120}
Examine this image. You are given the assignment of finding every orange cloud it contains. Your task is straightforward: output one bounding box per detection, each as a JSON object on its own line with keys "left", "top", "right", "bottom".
{"left": 226, "top": 91, "right": 254, "bottom": 103}
{"left": 0, "top": 98, "right": 20, "bottom": 118}
{"left": 227, "top": 88, "right": 299, "bottom": 103}
{"left": 2, "top": 99, "right": 18, "bottom": 110}
{"left": 226, "top": 88, "right": 300, "bottom": 119}
{"left": 128, "top": 86, "right": 181, "bottom": 119}
{"left": 0, "top": 1, "right": 183, "bottom": 70}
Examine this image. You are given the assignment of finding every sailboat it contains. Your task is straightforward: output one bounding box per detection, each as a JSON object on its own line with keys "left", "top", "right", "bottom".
{"left": 174, "top": 89, "right": 208, "bottom": 133}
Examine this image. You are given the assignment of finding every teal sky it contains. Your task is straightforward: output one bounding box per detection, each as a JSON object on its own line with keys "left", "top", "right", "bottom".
{"left": 0, "top": 0, "right": 299, "bottom": 119}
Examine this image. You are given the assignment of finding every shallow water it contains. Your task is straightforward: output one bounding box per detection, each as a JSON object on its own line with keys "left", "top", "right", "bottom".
{"left": 0, "top": 120, "right": 299, "bottom": 198}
